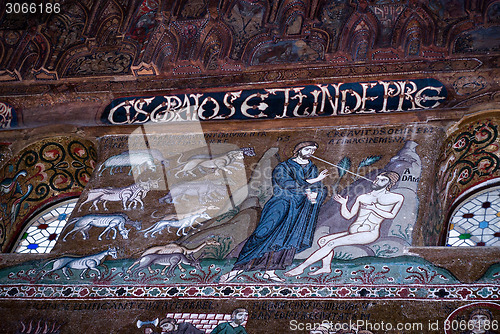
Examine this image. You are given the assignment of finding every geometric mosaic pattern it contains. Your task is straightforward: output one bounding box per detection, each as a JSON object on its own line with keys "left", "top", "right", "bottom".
{"left": 14, "top": 198, "right": 78, "bottom": 254}
{"left": 0, "top": 284, "right": 499, "bottom": 301}
{"left": 447, "top": 186, "right": 500, "bottom": 247}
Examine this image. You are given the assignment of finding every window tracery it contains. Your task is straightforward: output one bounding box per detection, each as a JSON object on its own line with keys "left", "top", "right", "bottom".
{"left": 14, "top": 198, "right": 78, "bottom": 253}
{"left": 447, "top": 184, "right": 500, "bottom": 247}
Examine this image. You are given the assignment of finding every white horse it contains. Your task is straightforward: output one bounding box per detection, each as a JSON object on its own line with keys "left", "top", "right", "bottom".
{"left": 40, "top": 247, "right": 118, "bottom": 280}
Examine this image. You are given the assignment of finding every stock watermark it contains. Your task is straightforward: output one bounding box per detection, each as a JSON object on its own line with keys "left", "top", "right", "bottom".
{"left": 290, "top": 319, "right": 424, "bottom": 332}
{"left": 289, "top": 318, "right": 499, "bottom": 332}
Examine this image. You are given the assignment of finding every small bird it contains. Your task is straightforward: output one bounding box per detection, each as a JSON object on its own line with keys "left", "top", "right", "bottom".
{"left": 0, "top": 170, "right": 27, "bottom": 195}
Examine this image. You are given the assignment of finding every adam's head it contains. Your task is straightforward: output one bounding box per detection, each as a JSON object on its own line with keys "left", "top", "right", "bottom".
{"left": 231, "top": 308, "right": 248, "bottom": 325}
{"left": 293, "top": 141, "right": 319, "bottom": 159}
{"left": 372, "top": 171, "right": 400, "bottom": 191}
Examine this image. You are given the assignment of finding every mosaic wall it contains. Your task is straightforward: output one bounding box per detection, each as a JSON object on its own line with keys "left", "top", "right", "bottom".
{"left": 102, "top": 79, "right": 447, "bottom": 125}
{"left": 0, "top": 136, "right": 96, "bottom": 252}
{"left": 53, "top": 124, "right": 440, "bottom": 262}
{"left": 0, "top": 122, "right": 498, "bottom": 333}
{"left": 0, "top": 0, "right": 499, "bottom": 331}
{"left": 0, "top": 299, "right": 499, "bottom": 334}
{"left": 0, "top": 1, "right": 498, "bottom": 133}
{"left": 436, "top": 115, "right": 500, "bottom": 244}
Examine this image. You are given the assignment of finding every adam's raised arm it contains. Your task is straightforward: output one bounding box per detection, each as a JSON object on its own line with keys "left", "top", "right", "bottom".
{"left": 333, "top": 194, "right": 360, "bottom": 220}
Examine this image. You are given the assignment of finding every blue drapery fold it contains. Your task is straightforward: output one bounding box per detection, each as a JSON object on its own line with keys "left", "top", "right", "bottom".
{"left": 234, "top": 158, "right": 327, "bottom": 268}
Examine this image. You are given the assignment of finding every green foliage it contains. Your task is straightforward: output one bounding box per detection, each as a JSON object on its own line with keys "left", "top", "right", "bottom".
{"left": 372, "top": 244, "right": 399, "bottom": 257}
{"left": 333, "top": 251, "right": 353, "bottom": 260}
{"left": 332, "top": 156, "right": 352, "bottom": 194}
{"left": 204, "top": 236, "right": 233, "bottom": 260}
{"left": 337, "top": 156, "right": 351, "bottom": 179}
{"left": 358, "top": 155, "right": 381, "bottom": 169}
{"left": 215, "top": 206, "right": 241, "bottom": 223}
{"left": 390, "top": 224, "right": 412, "bottom": 244}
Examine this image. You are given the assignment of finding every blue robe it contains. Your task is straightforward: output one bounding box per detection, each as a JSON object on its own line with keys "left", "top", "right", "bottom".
{"left": 233, "top": 158, "right": 327, "bottom": 270}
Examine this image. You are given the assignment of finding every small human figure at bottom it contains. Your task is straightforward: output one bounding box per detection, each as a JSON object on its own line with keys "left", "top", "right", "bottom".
{"left": 145, "top": 317, "right": 204, "bottom": 334}
{"left": 210, "top": 308, "right": 248, "bottom": 334}
{"left": 460, "top": 308, "right": 499, "bottom": 334}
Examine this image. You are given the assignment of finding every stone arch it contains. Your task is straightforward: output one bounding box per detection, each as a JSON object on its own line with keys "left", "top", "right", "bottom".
{"left": 347, "top": 19, "right": 375, "bottom": 61}
{"left": 441, "top": 178, "right": 500, "bottom": 246}
{"left": 96, "top": 15, "right": 122, "bottom": 46}
{"left": 485, "top": 0, "right": 500, "bottom": 26}
{"left": 449, "top": 19, "right": 478, "bottom": 53}
{"left": 10, "top": 32, "right": 51, "bottom": 80}
{"left": 392, "top": 6, "right": 435, "bottom": 49}
{"left": 273, "top": 0, "right": 308, "bottom": 35}
{"left": 221, "top": 0, "right": 269, "bottom": 60}
{"left": 151, "top": 29, "right": 180, "bottom": 72}
{"left": 435, "top": 110, "right": 500, "bottom": 245}
{"left": 402, "top": 17, "right": 424, "bottom": 57}
{"left": 0, "top": 135, "right": 97, "bottom": 252}
{"left": 198, "top": 25, "right": 232, "bottom": 70}
{"left": 57, "top": 41, "right": 136, "bottom": 77}
{"left": 42, "top": 7, "right": 88, "bottom": 71}
{"left": 392, "top": 7, "right": 435, "bottom": 57}
{"left": 340, "top": 9, "right": 379, "bottom": 61}
{"left": 83, "top": 0, "right": 124, "bottom": 38}
{"left": 12, "top": 197, "right": 80, "bottom": 254}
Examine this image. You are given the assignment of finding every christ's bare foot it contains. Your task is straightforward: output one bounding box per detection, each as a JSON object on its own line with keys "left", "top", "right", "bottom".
{"left": 284, "top": 267, "right": 304, "bottom": 277}
{"left": 308, "top": 267, "right": 331, "bottom": 276}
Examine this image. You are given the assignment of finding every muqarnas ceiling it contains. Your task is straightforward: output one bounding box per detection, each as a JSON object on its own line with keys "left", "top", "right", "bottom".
{"left": 0, "top": 0, "right": 499, "bottom": 81}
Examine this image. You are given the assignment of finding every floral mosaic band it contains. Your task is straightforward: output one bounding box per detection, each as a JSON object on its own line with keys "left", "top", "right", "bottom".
{"left": 1, "top": 284, "right": 498, "bottom": 301}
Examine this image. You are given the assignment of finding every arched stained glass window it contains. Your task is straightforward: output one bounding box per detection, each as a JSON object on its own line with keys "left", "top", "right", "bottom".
{"left": 14, "top": 198, "right": 78, "bottom": 253}
{"left": 447, "top": 185, "right": 500, "bottom": 247}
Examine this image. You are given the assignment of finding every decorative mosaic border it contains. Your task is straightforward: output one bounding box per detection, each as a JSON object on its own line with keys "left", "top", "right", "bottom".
{"left": 102, "top": 79, "right": 447, "bottom": 125}
{"left": 1, "top": 284, "right": 498, "bottom": 301}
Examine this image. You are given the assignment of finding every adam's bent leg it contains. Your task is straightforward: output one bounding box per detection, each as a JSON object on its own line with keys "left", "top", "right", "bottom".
{"left": 284, "top": 245, "right": 336, "bottom": 276}
{"left": 318, "top": 231, "right": 349, "bottom": 247}
{"left": 286, "top": 231, "right": 380, "bottom": 277}
{"left": 308, "top": 251, "right": 334, "bottom": 276}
